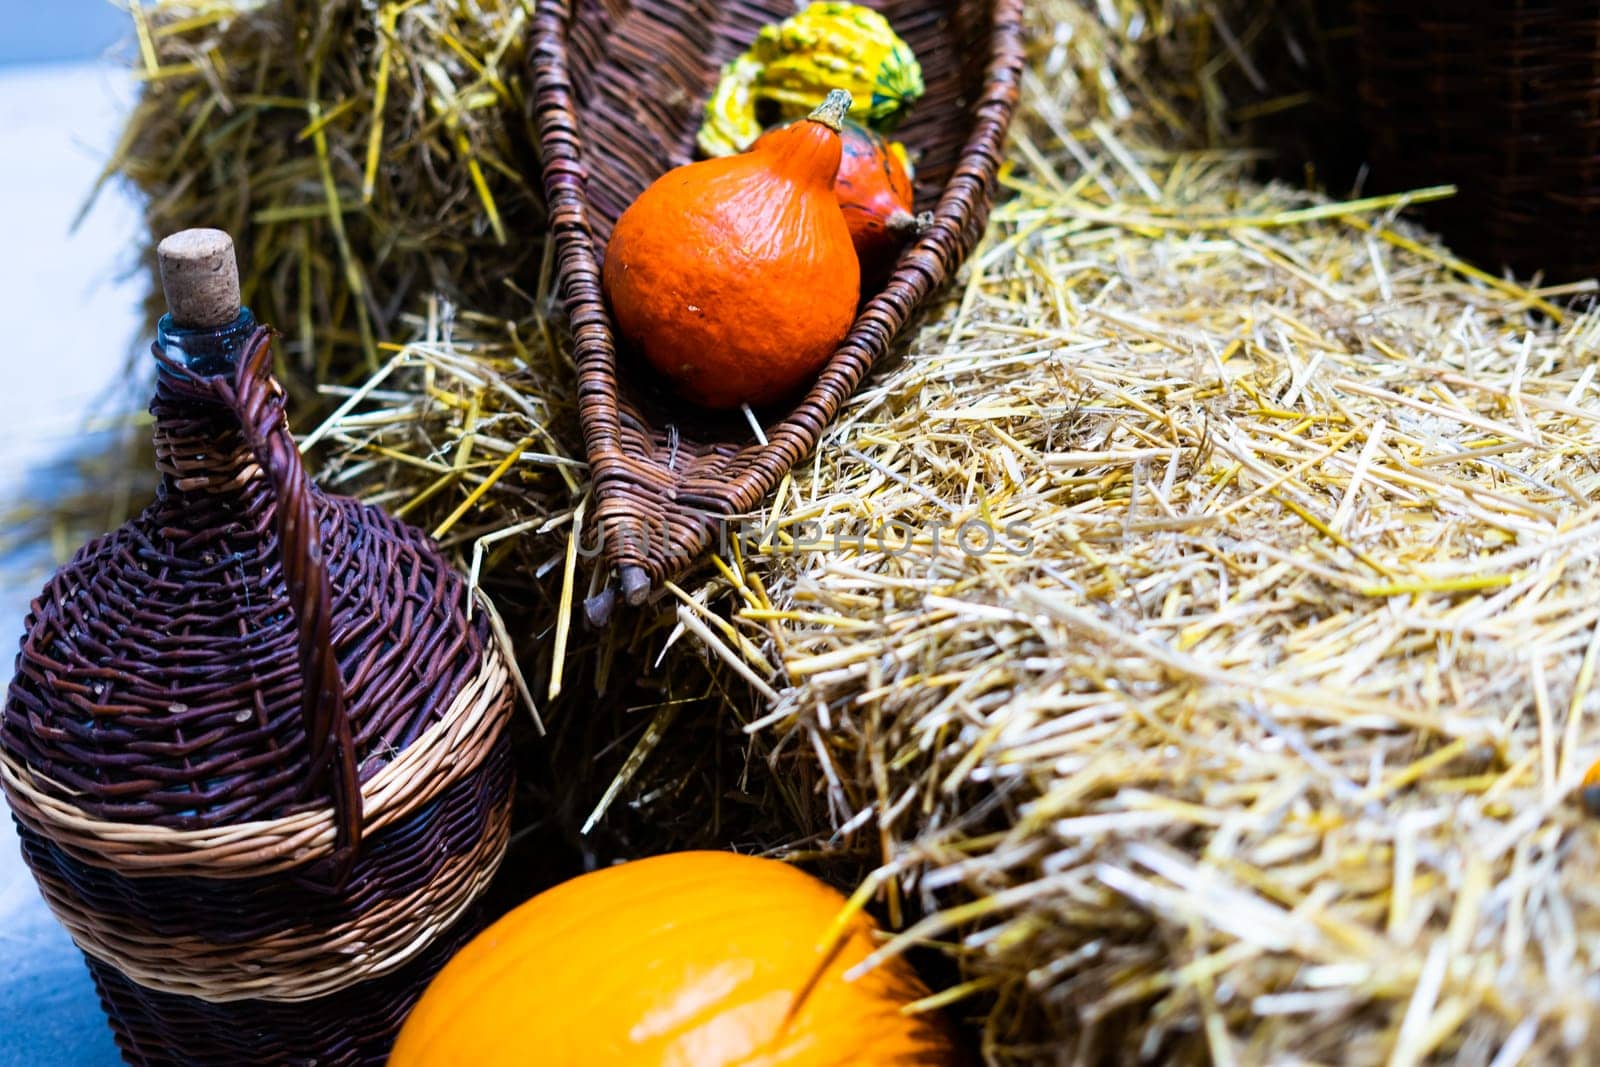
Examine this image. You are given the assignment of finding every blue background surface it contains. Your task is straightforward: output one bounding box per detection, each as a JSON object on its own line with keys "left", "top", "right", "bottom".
{"left": 0, "top": 1, "right": 125, "bottom": 66}
{"left": 0, "top": 3, "right": 149, "bottom": 1064}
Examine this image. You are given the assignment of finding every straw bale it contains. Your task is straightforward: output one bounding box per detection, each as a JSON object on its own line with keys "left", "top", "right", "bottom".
{"left": 107, "top": 0, "right": 544, "bottom": 404}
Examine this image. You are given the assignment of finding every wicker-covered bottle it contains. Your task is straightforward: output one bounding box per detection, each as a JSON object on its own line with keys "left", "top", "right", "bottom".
{"left": 0, "top": 229, "right": 516, "bottom": 1065}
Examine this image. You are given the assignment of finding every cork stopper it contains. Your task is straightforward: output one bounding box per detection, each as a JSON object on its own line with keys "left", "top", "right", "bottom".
{"left": 158, "top": 229, "right": 241, "bottom": 330}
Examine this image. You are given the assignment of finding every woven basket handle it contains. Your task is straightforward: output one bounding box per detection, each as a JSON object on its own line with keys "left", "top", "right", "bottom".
{"left": 224, "top": 327, "right": 363, "bottom": 882}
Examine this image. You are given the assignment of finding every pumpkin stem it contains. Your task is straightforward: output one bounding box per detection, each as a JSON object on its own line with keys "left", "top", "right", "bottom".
{"left": 807, "top": 89, "right": 853, "bottom": 133}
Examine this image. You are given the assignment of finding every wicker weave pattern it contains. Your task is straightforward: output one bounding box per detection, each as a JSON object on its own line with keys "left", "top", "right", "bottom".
{"left": 533, "top": 0, "right": 1026, "bottom": 613}
{"left": 14, "top": 733, "right": 510, "bottom": 945}
{"left": 22, "top": 771, "right": 509, "bottom": 1001}
{"left": 1, "top": 326, "right": 517, "bottom": 1061}
{"left": 3, "top": 330, "right": 487, "bottom": 843}
{"left": 87, "top": 907, "right": 484, "bottom": 1067}
{"left": 2, "top": 650, "right": 510, "bottom": 878}
{"left": 6, "top": 667, "right": 510, "bottom": 1001}
{"left": 1355, "top": 2, "right": 1600, "bottom": 283}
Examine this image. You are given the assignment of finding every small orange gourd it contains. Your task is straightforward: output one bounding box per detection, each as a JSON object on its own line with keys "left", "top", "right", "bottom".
{"left": 835, "top": 122, "right": 921, "bottom": 286}
{"left": 390, "top": 851, "right": 962, "bottom": 1067}
{"left": 603, "top": 90, "right": 861, "bottom": 411}
{"left": 759, "top": 118, "right": 920, "bottom": 289}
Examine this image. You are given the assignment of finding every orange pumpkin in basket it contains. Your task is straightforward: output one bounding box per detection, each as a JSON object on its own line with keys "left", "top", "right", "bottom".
{"left": 390, "top": 850, "right": 962, "bottom": 1066}
{"left": 603, "top": 91, "right": 861, "bottom": 411}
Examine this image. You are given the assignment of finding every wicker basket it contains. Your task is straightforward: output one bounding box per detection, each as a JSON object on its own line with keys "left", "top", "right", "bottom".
{"left": 1354, "top": 1, "right": 1600, "bottom": 284}
{"left": 1, "top": 320, "right": 516, "bottom": 1065}
{"left": 532, "top": 0, "right": 1027, "bottom": 619}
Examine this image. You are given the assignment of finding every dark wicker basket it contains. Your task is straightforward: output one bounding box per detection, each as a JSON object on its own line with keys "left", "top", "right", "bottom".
{"left": 1, "top": 325, "right": 516, "bottom": 1065}
{"left": 1354, "top": 1, "right": 1600, "bottom": 284}
{"left": 532, "top": 0, "right": 1026, "bottom": 618}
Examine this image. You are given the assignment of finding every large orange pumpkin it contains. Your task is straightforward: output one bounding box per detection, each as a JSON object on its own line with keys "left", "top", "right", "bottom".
{"left": 603, "top": 90, "right": 860, "bottom": 411}
{"left": 391, "top": 851, "right": 962, "bottom": 1066}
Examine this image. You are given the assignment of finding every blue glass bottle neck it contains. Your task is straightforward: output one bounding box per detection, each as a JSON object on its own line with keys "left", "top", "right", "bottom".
{"left": 156, "top": 308, "right": 257, "bottom": 378}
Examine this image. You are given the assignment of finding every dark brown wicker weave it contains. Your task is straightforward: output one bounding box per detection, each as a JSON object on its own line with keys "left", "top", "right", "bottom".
{"left": 1354, "top": 2, "right": 1600, "bottom": 284}
{"left": 1, "top": 324, "right": 515, "bottom": 1064}
{"left": 85, "top": 901, "right": 486, "bottom": 1067}
{"left": 532, "top": 0, "right": 1026, "bottom": 618}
